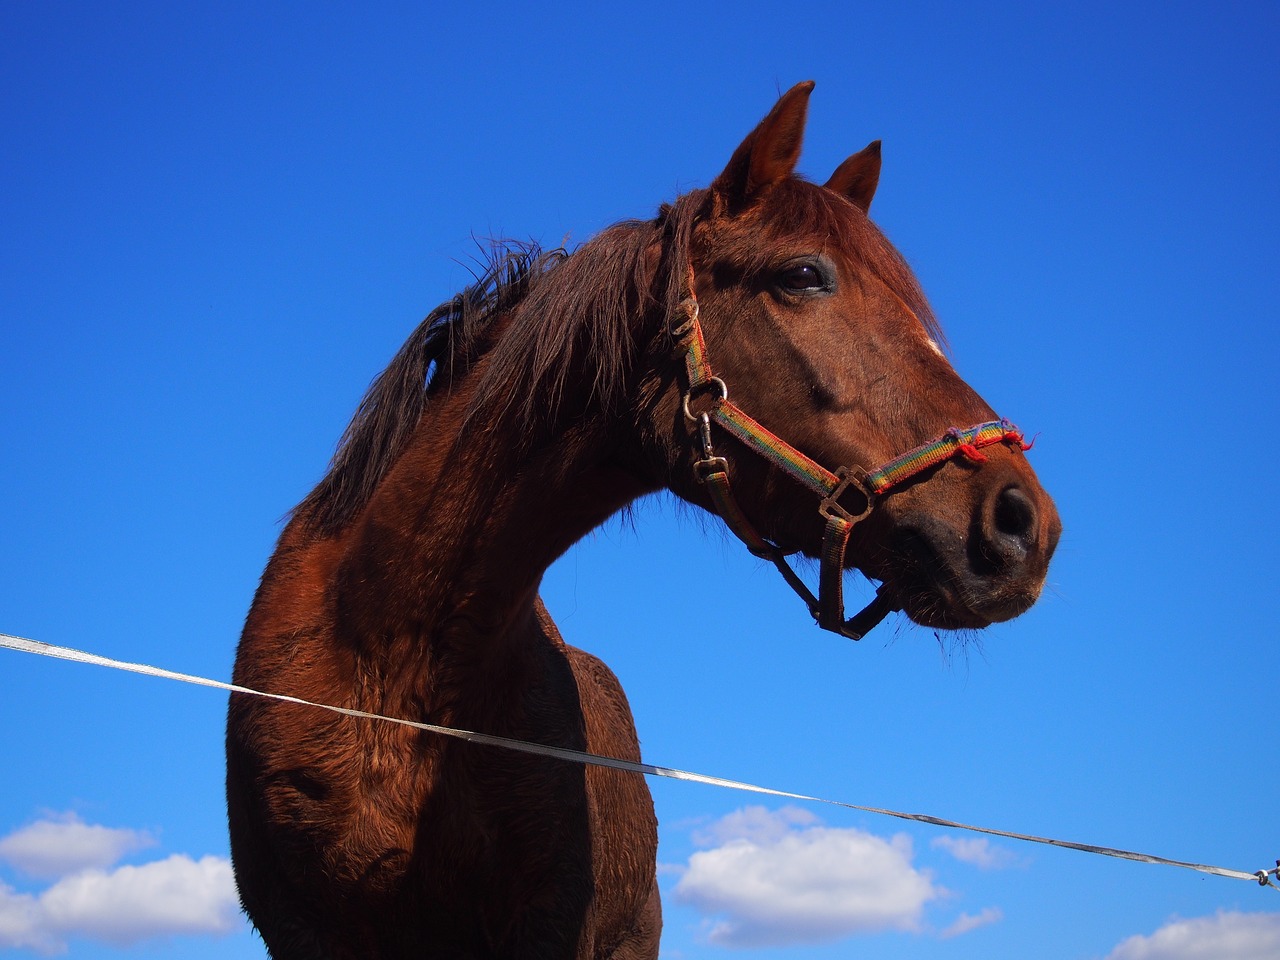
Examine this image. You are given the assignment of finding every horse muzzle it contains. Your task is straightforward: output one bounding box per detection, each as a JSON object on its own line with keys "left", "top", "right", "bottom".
{"left": 881, "top": 481, "right": 1061, "bottom": 630}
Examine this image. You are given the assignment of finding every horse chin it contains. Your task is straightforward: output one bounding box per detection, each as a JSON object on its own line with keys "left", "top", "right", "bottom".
{"left": 898, "top": 591, "right": 996, "bottom": 631}
{"left": 893, "top": 583, "right": 1040, "bottom": 631}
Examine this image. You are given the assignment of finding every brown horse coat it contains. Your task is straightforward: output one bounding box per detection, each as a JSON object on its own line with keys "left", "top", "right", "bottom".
{"left": 227, "top": 81, "right": 1058, "bottom": 959}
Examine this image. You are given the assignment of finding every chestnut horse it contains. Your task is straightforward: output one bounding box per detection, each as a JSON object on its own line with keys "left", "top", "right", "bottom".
{"left": 227, "top": 81, "right": 1059, "bottom": 959}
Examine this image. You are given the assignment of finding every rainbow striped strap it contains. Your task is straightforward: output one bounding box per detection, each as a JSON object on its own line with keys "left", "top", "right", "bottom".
{"left": 819, "top": 511, "right": 856, "bottom": 630}
{"left": 700, "top": 466, "right": 822, "bottom": 618}
{"left": 680, "top": 298, "right": 715, "bottom": 387}
{"left": 863, "top": 420, "right": 1030, "bottom": 495}
{"left": 699, "top": 468, "right": 775, "bottom": 556}
{"left": 710, "top": 401, "right": 841, "bottom": 498}
{"left": 679, "top": 299, "right": 1028, "bottom": 503}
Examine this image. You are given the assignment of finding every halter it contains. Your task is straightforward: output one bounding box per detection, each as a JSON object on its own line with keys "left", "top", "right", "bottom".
{"left": 672, "top": 293, "right": 1031, "bottom": 641}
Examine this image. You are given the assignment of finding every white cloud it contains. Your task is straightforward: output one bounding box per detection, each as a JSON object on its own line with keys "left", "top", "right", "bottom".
{"left": 940, "top": 906, "right": 1003, "bottom": 938}
{"left": 930, "top": 835, "right": 1017, "bottom": 870}
{"left": 0, "top": 814, "right": 242, "bottom": 954}
{"left": 0, "top": 814, "right": 154, "bottom": 880}
{"left": 1104, "top": 910, "right": 1280, "bottom": 960}
{"left": 690, "top": 805, "right": 819, "bottom": 847}
{"left": 41, "top": 854, "right": 240, "bottom": 945}
{"left": 0, "top": 855, "right": 240, "bottom": 954}
{"left": 672, "top": 806, "right": 938, "bottom": 947}
{"left": 0, "top": 882, "right": 57, "bottom": 954}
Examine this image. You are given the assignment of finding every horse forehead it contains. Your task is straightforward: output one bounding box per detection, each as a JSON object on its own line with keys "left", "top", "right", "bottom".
{"left": 714, "top": 198, "right": 878, "bottom": 268}
{"left": 701, "top": 184, "right": 946, "bottom": 346}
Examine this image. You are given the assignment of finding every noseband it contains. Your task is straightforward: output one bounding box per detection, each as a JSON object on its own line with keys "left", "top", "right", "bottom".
{"left": 672, "top": 293, "right": 1031, "bottom": 641}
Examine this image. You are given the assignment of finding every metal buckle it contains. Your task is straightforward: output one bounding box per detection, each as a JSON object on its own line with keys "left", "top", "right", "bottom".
{"left": 818, "top": 467, "right": 874, "bottom": 523}
{"left": 669, "top": 297, "right": 699, "bottom": 340}
{"left": 694, "top": 456, "right": 729, "bottom": 483}
{"left": 682, "top": 377, "right": 728, "bottom": 422}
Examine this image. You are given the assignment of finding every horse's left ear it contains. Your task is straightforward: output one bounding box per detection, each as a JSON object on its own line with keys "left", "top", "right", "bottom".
{"left": 712, "top": 81, "right": 814, "bottom": 210}
{"left": 825, "top": 140, "right": 882, "bottom": 212}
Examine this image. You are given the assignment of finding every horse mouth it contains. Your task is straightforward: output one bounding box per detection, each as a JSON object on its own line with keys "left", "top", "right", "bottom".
{"left": 876, "top": 524, "right": 1044, "bottom": 631}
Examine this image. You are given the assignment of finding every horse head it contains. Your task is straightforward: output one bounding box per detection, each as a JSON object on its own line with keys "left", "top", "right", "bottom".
{"left": 642, "top": 82, "right": 1060, "bottom": 633}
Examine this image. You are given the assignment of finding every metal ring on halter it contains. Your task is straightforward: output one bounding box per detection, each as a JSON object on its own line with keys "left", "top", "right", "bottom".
{"left": 693, "top": 456, "right": 730, "bottom": 482}
{"left": 818, "top": 467, "right": 875, "bottom": 523}
{"left": 682, "top": 377, "right": 728, "bottom": 421}
{"left": 669, "top": 297, "right": 700, "bottom": 339}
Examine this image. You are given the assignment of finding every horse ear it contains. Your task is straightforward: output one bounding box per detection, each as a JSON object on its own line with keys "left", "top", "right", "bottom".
{"left": 712, "top": 81, "right": 814, "bottom": 209}
{"left": 825, "top": 140, "right": 882, "bottom": 212}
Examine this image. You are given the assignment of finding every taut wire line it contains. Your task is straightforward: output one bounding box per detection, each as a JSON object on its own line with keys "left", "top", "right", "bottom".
{"left": 1, "top": 631, "right": 1275, "bottom": 890}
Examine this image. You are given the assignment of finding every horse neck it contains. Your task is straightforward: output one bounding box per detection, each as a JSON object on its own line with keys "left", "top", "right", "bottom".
{"left": 330, "top": 371, "right": 654, "bottom": 691}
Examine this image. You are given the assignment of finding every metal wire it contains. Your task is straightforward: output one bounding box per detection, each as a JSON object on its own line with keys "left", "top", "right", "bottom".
{"left": 1, "top": 631, "right": 1274, "bottom": 890}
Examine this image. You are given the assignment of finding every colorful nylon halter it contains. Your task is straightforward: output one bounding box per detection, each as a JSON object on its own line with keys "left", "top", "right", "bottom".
{"left": 673, "top": 292, "right": 1031, "bottom": 641}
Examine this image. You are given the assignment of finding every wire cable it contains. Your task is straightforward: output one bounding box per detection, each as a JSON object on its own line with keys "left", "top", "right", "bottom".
{"left": 2, "top": 631, "right": 1275, "bottom": 890}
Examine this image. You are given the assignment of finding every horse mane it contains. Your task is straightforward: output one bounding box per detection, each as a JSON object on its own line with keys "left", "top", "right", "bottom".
{"left": 292, "top": 180, "right": 934, "bottom": 536}
{"left": 294, "top": 192, "right": 704, "bottom": 535}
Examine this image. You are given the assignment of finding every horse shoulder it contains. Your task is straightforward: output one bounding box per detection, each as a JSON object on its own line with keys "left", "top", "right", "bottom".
{"left": 535, "top": 601, "right": 660, "bottom": 958}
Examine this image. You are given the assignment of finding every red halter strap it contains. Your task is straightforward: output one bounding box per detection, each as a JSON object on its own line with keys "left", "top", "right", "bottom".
{"left": 673, "top": 294, "right": 1031, "bottom": 641}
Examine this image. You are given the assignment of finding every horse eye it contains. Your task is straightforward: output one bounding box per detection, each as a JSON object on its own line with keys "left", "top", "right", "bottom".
{"left": 777, "top": 263, "right": 828, "bottom": 292}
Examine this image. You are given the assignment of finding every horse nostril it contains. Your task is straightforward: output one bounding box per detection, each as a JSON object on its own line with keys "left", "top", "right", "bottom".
{"left": 990, "top": 486, "right": 1037, "bottom": 561}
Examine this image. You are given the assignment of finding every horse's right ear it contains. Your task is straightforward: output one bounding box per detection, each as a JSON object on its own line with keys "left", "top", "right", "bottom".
{"left": 712, "top": 81, "right": 814, "bottom": 211}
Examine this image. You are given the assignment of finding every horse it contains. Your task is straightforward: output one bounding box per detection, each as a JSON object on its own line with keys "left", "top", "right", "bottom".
{"left": 226, "top": 81, "right": 1060, "bottom": 959}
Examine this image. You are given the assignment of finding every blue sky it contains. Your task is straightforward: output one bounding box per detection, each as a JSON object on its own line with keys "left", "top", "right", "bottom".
{"left": 2, "top": 2, "right": 1277, "bottom": 958}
